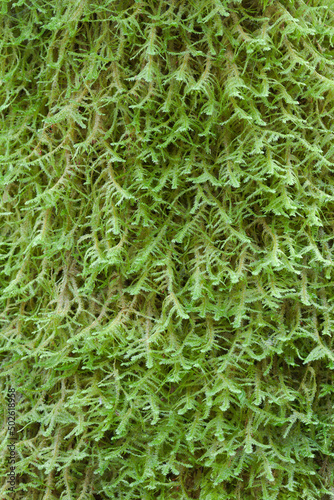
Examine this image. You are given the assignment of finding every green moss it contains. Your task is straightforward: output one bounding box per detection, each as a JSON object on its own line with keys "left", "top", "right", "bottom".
{"left": 1, "top": 0, "right": 334, "bottom": 498}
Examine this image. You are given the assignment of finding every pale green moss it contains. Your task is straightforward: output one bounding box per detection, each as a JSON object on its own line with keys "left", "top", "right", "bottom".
{"left": 1, "top": 0, "right": 334, "bottom": 498}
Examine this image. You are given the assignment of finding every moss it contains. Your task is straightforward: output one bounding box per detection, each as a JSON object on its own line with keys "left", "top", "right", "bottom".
{"left": 1, "top": 0, "right": 334, "bottom": 498}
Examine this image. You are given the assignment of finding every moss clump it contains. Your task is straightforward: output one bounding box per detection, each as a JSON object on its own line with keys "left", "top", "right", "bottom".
{"left": 1, "top": 0, "right": 334, "bottom": 498}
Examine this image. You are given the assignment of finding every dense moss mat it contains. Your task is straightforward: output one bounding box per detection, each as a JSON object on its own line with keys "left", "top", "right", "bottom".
{"left": 1, "top": 0, "right": 334, "bottom": 498}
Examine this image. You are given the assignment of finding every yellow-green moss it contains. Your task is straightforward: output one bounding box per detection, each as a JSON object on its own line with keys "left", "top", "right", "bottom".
{"left": 1, "top": 0, "right": 334, "bottom": 498}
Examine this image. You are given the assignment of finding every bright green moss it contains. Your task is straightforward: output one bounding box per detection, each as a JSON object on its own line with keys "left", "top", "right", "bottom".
{"left": 1, "top": 0, "right": 334, "bottom": 498}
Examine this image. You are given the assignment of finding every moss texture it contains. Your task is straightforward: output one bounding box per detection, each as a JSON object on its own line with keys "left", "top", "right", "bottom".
{"left": 1, "top": 0, "right": 334, "bottom": 498}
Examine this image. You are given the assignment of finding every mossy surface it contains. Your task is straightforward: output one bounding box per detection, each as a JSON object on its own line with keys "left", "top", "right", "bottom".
{"left": 1, "top": 0, "right": 334, "bottom": 498}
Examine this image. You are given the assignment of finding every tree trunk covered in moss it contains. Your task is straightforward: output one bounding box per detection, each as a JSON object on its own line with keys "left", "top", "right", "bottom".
{"left": 1, "top": 0, "right": 334, "bottom": 498}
